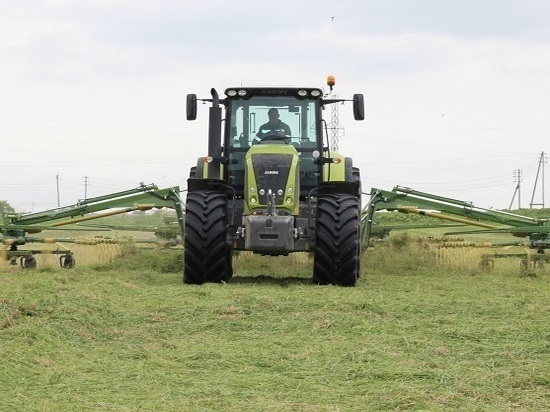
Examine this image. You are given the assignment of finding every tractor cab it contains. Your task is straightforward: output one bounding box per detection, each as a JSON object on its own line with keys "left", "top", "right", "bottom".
{"left": 222, "top": 88, "right": 325, "bottom": 200}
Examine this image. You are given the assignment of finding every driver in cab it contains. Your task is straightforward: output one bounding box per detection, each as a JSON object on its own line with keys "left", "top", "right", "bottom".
{"left": 253, "top": 108, "right": 291, "bottom": 144}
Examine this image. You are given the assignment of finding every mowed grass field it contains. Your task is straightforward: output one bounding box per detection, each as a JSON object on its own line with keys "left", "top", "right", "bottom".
{"left": 1, "top": 243, "right": 550, "bottom": 411}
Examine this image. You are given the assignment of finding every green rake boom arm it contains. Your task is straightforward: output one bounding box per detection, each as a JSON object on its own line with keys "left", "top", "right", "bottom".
{"left": 363, "top": 186, "right": 550, "bottom": 251}
{"left": 2, "top": 184, "right": 184, "bottom": 238}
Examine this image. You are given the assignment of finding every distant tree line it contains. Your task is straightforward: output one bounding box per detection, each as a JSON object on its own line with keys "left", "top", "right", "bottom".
{"left": 0, "top": 200, "right": 15, "bottom": 215}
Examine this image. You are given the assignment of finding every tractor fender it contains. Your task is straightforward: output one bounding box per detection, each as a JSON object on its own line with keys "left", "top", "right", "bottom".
{"left": 318, "top": 181, "right": 361, "bottom": 198}
{"left": 186, "top": 178, "right": 234, "bottom": 196}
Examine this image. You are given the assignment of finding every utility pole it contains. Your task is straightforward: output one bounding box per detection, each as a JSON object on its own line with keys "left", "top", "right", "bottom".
{"left": 509, "top": 169, "right": 522, "bottom": 210}
{"left": 529, "top": 151, "right": 546, "bottom": 209}
{"left": 329, "top": 96, "right": 339, "bottom": 152}
{"left": 84, "top": 176, "right": 89, "bottom": 200}
{"left": 328, "top": 95, "right": 344, "bottom": 152}
{"left": 56, "top": 174, "right": 60, "bottom": 207}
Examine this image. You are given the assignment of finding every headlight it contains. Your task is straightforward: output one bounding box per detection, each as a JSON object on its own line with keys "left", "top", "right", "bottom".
{"left": 297, "top": 90, "right": 307, "bottom": 97}
{"left": 277, "top": 189, "right": 283, "bottom": 196}
{"left": 237, "top": 89, "right": 248, "bottom": 96}
{"left": 226, "top": 89, "right": 237, "bottom": 97}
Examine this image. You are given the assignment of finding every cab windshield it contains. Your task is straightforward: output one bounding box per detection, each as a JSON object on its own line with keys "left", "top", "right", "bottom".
{"left": 226, "top": 96, "right": 319, "bottom": 148}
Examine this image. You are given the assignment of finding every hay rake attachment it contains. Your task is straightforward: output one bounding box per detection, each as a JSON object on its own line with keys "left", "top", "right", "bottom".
{"left": 363, "top": 186, "right": 550, "bottom": 254}
{"left": 1, "top": 184, "right": 184, "bottom": 269}
{"left": 361, "top": 186, "right": 550, "bottom": 273}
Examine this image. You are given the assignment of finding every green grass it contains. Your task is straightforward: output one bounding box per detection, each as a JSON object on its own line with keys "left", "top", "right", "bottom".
{"left": 1, "top": 245, "right": 550, "bottom": 411}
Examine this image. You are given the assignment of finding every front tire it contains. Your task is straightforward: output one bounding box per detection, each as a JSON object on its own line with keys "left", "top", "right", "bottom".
{"left": 184, "top": 190, "right": 232, "bottom": 284}
{"left": 313, "top": 193, "right": 360, "bottom": 286}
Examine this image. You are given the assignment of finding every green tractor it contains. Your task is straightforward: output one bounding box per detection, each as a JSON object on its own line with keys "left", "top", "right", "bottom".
{"left": 184, "top": 78, "right": 365, "bottom": 286}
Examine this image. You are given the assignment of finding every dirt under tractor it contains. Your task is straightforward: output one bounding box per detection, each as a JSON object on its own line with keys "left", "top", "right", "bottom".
{"left": 184, "top": 77, "right": 365, "bottom": 286}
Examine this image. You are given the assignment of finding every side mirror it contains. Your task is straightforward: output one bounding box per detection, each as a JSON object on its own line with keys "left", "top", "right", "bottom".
{"left": 186, "top": 94, "right": 197, "bottom": 120}
{"left": 353, "top": 94, "right": 365, "bottom": 121}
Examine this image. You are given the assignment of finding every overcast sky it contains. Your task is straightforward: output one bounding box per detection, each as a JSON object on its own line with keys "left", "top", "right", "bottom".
{"left": 1, "top": 0, "right": 549, "bottom": 212}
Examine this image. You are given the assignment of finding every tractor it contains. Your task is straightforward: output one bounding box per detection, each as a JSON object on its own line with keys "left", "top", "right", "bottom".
{"left": 184, "top": 77, "right": 364, "bottom": 285}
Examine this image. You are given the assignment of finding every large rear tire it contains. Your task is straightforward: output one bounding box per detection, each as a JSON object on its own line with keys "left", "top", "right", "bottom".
{"left": 313, "top": 193, "right": 360, "bottom": 286}
{"left": 184, "top": 190, "right": 232, "bottom": 284}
